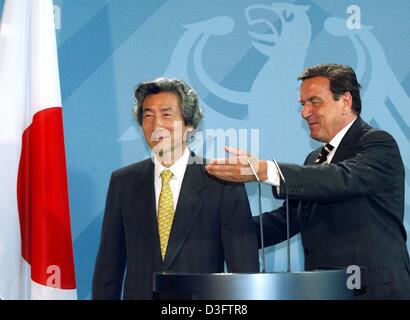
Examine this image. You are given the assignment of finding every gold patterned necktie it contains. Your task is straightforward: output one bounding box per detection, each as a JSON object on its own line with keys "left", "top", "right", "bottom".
{"left": 157, "top": 169, "right": 174, "bottom": 260}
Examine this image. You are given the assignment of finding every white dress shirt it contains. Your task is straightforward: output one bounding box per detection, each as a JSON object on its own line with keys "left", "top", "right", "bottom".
{"left": 264, "top": 117, "right": 357, "bottom": 187}
{"left": 153, "top": 147, "right": 190, "bottom": 214}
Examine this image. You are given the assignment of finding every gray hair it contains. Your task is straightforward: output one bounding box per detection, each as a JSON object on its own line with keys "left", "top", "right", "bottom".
{"left": 133, "top": 77, "right": 204, "bottom": 128}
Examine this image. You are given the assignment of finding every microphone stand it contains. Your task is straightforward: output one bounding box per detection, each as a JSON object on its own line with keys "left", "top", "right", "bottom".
{"left": 273, "top": 159, "right": 291, "bottom": 273}
{"left": 247, "top": 160, "right": 265, "bottom": 273}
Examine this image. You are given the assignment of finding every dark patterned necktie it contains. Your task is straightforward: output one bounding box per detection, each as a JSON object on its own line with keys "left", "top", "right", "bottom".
{"left": 315, "top": 143, "right": 334, "bottom": 164}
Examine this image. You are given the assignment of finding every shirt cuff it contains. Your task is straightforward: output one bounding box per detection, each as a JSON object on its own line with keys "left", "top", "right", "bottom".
{"left": 264, "top": 160, "right": 281, "bottom": 187}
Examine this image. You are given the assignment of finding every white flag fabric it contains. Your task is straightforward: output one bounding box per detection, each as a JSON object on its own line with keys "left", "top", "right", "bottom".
{"left": 0, "top": 0, "right": 77, "bottom": 299}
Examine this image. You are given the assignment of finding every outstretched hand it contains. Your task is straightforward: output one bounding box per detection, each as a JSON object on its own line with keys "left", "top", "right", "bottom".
{"left": 205, "top": 146, "right": 267, "bottom": 183}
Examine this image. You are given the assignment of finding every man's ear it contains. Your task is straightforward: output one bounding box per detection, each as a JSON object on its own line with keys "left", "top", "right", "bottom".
{"left": 341, "top": 92, "right": 353, "bottom": 115}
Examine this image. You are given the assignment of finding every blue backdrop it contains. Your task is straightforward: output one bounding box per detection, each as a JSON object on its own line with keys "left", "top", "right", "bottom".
{"left": 1, "top": 0, "right": 409, "bottom": 299}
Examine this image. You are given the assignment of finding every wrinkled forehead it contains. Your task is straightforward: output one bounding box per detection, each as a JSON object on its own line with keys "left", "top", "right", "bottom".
{"left": 299, "top": 76, "right": 331, "bottom": 99}
{"left": 142, "top": 92, "right": 182, "bottom": 110}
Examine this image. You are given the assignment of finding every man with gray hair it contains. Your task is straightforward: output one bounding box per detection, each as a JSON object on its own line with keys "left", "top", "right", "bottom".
{"left": 92, "top": 77, "right": 259, "bottom": 299}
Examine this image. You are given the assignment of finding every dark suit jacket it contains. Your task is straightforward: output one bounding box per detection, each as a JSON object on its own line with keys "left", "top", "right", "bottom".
{"left": 257, "top": 117, "right": 410, "bottom": 299}
{"left": 92, "top": 153, "right": 259, "bottom": 299}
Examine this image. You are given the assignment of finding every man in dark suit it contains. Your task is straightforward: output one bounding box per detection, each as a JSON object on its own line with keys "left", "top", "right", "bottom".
{"left": 206, "top": 64, "right": 410, "bottom": 299}
{"left": 92, "top": 78, "right": 259, "bottom": 300}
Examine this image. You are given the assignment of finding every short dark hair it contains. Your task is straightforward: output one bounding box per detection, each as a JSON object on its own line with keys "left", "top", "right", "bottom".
{"left": 298, "top": 64, "right": 362, "bottom": 115}
{"left": 133, "top": 77, "right": 204, "bottom": 128}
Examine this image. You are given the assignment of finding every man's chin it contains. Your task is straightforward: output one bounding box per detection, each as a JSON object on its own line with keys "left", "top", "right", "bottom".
{"left": 310, "top": 133, "right": 326, "bottom": 143}
{"left": 150, "top": 140, "right": 185, "bottom": 161}
{"left": 152, "top": 147, "right": 170, "bottom": 158}
{"left": 152, "top": 147, "right": 184, "bottom": 166}
{"left": 309, "top": 131, "right": 319, "bottom": 141}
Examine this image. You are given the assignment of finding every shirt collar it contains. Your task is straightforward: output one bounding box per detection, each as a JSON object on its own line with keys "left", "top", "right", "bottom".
{"left": 153, "top": 147, "right": 190, "bottom": 182}
{"left": 328, "top": 117, "right": 357, "bottom": 150}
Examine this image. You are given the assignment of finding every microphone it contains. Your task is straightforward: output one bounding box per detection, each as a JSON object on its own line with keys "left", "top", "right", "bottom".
{"left": 247, "top": 160, "right": 265, "bottom": 273}
{"left": 273, "top": 159, "right": 291, "bottom": 273}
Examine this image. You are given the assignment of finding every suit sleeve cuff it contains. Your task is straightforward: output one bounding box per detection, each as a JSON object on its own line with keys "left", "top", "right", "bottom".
{"left": 264, "top": 160, "right": 281, "bottom": 192}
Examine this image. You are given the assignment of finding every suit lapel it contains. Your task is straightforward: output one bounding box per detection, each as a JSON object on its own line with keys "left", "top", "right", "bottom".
{"left": 298, "top": 151, "right": 317, "bottom": 224}
{"left": 301, "top": 117, "right": 365, "bottom": 226}
{"left": 162, "top": 159, "right": 205, "bottom": 269}
{"left": 131, "top": 160, "right": 163, "bottom": 268}
{"left": 330, "top": 117, "right": 365, "bottom": 164}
